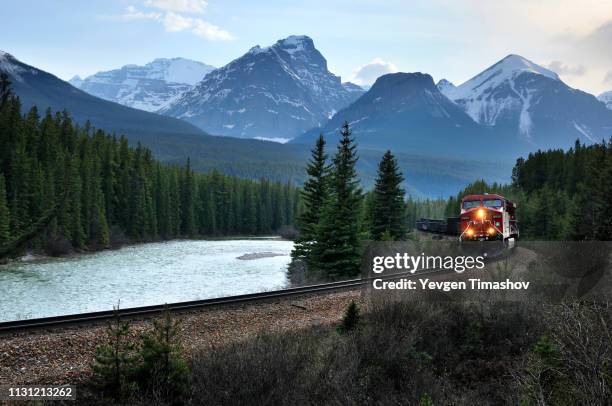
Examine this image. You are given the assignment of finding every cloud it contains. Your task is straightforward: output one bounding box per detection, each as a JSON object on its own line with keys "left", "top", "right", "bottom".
{"left": 161, "top": 11, "right": 232, "bottom": 39}
{"left": 547, "top": 61, "right": 586, "bottom": 76}
{"left": 604, "top": 71, "right": 612, "bottom": 85}
{"left": 114, "top": 5, "right": 233, "bottom": 41}
{"left": 119, "top": 5, "right": 162, "bottom": 21}
{"left": 162, "top": 11, "right": 194, "bottom": 31}
{"left": 191, "top": 19, "right": 232, "bottom": 40}
{"left": 145, "top": 0, "right": 207, "bottom": 13}
{"left": 351, "top": 58, "right": 398, "bottom": 86}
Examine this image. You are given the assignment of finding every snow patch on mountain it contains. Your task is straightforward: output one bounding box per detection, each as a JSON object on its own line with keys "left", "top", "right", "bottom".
{"left": 444, "top": 54, "right": 560, "bottom": 134}
{"left": 436, "top": 79, "right": 455, "bottom": 95}
{"left": 573, "top": 121, "right": 596, "bottom": 142}
{"left": 161, "top": 35, "right": 365, "bottom": 139}
{"left": 70, "top": 58, "right": 215, "bottom": 112}
{"left": 598, "top": 91, "right": 612, "bottom": 110}
{"left": 0, "top": 51, "right": 30, "bottom": 81}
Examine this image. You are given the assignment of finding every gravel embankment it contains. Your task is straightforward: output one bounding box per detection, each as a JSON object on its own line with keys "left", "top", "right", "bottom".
{"left": 0, "top": 290, "right": 361, "bottom": 386}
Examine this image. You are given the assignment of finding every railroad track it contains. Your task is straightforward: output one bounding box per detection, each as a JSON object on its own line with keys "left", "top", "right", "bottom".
{"left": 0, "top": 268, "right": 451, "bottom": 334}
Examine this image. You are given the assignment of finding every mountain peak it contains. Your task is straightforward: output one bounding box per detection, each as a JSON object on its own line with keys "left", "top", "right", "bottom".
{"left": 69, "top": 75, "right": 84, "bottom": 87}
{"left": 248, "top": 35, "right": 315, "bottom": 56}
{"left": 598, "top": 90, "right": 612, "bottom": 110}
{"left": 497, "top": 54, "right": 559, "bottom": 80}
{"left": 0, "top": 50, "right": 16, "bottom": 63}
{"left": 0, "top": 51, "right": 28, "bottom": 80}
{"left": 275, "top": 35, "right": 314, "bottom": 51}
{"left": 371, "top": 72, "right": 435, "bottom": 91}
{"left": 70, "top": 57, "right": 215, "bottom": 112}
{"left": 443, "top": 54, "right": 563, "bottom": 130}
{"left": 162, "top": 35, "right": 362, "bottom": 139}
{"left": 436, "top": 78, "right": 455, "bottom": 94}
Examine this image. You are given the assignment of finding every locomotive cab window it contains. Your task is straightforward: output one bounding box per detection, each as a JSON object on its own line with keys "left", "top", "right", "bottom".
{"left": 483, "top": 199, "right": 503, "bottom": 208}
{"left": 463, "top": 200, "right": 482, "bottom": 209}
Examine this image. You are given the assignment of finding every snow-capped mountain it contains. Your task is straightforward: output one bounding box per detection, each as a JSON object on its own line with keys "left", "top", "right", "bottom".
{"left": 292, "top": 72, "right": 499, "bottom": 157}
{"left": 70, "top": 58, "right": 215, "bottom": 112}
{"left": 436, "top": 79, "right": 455, "bottom": 94}
{"left": 161, "top": 35, "right": 365, "bottom": 139}
{"left": 441, "top": 54, "right": 612, "bottom": 147}
{"left": 598, "top": 91, "right": 612, "bottom": 110}
{"left": 0, "top": 50, "right": 207, "bottom": 148}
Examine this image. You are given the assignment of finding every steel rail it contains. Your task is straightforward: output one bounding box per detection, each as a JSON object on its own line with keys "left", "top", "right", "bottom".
{"left": 0, "top": 268, "right": 451, "bottom": 334}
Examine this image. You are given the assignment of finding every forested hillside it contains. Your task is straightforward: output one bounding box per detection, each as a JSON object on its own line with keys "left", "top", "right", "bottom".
{"left": 0, "top": 75, "right": 299, "bottom": 257}
{"left": 444, "top": 139, "right": 612, "bottom": 240}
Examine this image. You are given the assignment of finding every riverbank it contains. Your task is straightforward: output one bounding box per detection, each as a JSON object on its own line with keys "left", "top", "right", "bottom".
{"left": 5, "top": 235, "right": 288, "bottom": 265}
{"left": 0, "top": 289, "right": 360, "bottom": 386}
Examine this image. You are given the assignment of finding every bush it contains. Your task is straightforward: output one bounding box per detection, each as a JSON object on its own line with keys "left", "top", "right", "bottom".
{"left": 515, "top": 302, "right": 612, "bottom": 405}
{"left": 91, "top": 309, "right": 189, "bottom": 405}
{"left": 135, "top": 308, "right": 190, "bottom": 402}
{"left": 338, "top": 300, "right": 360, "bottom": 333}
{"left": 91, "top": 307, "right": 138, "bottom": 400}
{"left": 188, "top": 298, "right": 546, "bottom": 404}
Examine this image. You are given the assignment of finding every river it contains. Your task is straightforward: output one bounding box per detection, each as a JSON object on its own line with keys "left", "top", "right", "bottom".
{"left": 0, "top": 238, "right": 293, "bottom": 322}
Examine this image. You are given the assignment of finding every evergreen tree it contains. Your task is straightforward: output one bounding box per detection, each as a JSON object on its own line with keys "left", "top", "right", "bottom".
{"left": 180, "top": 158, "right": 196, "bottom": 236}
{"left": 312, "top": 122, "right": 363, "bottom": 278}
{"left": 338, "top": 300, "right": 360, "bottom": 333}
{"left": 0, "top": 80, "right": 301, "bottom": 258}
{"left": 292, "top": 135, "right": 328, "bottom": 263}
{"left": 136, "top": 308, "right": 190, "bottom": 400}
{"left": 370, "top": 150, "right": 406, "bottom": 240}
{"left": 0, "top": 175, "right": 10, "bottom": 245}
{"left": 92, "top": 307, "right": 137, "bottom": 400}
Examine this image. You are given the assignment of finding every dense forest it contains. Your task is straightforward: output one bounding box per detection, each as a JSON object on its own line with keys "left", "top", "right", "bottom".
{"left": 0, "top": 75, "right": 299, "bottom": 257}
{"left": 445, "top": 139, "right": 612, "bottom": 240}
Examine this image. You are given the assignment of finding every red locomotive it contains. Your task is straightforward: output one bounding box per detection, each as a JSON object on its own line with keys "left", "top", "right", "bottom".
{"left": 459, "top": 193, "right": 519, "bottom": 246}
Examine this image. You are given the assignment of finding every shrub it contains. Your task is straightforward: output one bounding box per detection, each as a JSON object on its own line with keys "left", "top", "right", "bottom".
{"left": 338, "top": 300, "right": 360, "bottom": 333}
{"left": 515, "top": 302, "right": 612, "bottom": 405}
{"left": 91, "top": 307, "right": 138, "bottom": 400}
{"left": 135, "top": 308, "right": 190, "bottom": 402}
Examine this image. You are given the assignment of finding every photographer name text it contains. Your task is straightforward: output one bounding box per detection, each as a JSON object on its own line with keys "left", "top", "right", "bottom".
{"left": 372, "top": 278, "right": 530, "bottom": 291}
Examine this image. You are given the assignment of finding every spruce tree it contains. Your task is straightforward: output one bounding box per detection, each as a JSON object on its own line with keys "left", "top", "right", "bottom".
{"left": 136, "top": 308, "right": 190, "bottom": 400}
{"left": 292, "top": 135, "right": 328, "bottom": 263}
{"left": 0, "top": 79, "right": 302, "bottom": 258}
{"left": 312, "top": 122, "right": 363, "bottom": 278}
{"left": 338, "top": 300, "right": 360, "bottom": 333}
{"left": 0, "top": 175, "right": 10, "bottom": 245}
{"left": 180, "top": 158, "right": 196, "bottom": 236}
{"left": 370, "top": 150, "right": 406, "bottom": 240}
{"left": 92, "top": 307, "right": 137, "bottom": 400}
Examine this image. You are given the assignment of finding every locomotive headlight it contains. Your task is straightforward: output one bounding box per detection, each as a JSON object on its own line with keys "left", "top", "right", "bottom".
{"left": 477, "top": 208, "right": 485, "bottom": 219}
{"left": 466, "top": 229, "right": 474, "bottom": 237}
{"left": 487, "top": 227, "right": 496, "bottom": 235}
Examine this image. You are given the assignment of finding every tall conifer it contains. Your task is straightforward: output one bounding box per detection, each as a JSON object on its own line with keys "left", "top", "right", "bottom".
{"left": 292, "top": 135, "right": 328, "bottom": 263}
{"left": 0, "top": 175, "right": 10, "bottom": 245}
{"left": 312, "top": 122, "right": 362, "bottom": 278}
{"left": 371, "top": 150, "right": 406, "bottom": 240}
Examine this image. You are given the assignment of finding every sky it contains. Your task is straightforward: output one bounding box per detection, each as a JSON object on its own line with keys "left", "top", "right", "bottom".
{"left": 2, "top": 0, "right": 612, "bottom": 95}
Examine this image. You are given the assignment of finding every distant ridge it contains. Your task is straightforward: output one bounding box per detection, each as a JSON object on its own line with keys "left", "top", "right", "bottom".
{"left": 161, "top": 35, "right": 365, "bottom": 139}
{"left": 70, "top": 57, "right": 215, "bottom": 112}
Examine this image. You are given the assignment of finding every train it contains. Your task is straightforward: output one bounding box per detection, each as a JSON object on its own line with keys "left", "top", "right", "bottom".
{"left": 416, "top": 193, "right": 519, "bottom": 248}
